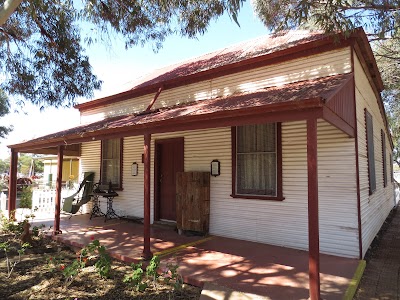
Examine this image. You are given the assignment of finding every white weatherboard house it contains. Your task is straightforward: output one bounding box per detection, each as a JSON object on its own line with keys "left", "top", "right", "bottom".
{"left": 7, "top": 28, "right": 394, "bottom": 298}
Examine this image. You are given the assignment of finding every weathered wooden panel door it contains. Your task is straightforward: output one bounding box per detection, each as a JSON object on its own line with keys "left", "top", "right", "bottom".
{"left": 155, "top": 138, "right": 184, "bottom": 221}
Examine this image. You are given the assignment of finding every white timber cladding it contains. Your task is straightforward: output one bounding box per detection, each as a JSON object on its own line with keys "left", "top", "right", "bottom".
{"left": 80, "top": 48, "right": 352, "bottom": 124}
{"left": 280, "top": 120, "right": 358, "bottom": 257}
{"left": 354, "top": 52, "right": 395, "bottom": 258}
{"left": 79, "top": 121, "right": 359, "bottom": 257}
{"left": 79, "top": 141, "right": 100, "bottom": 213}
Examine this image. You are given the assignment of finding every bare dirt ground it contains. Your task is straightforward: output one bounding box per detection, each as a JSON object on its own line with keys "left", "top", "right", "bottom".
{"left": 0, "top": 234, "right": 201, "bottom": 300}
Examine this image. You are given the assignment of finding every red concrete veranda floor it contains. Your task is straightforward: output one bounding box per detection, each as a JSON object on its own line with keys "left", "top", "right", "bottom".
{"left": 36, "top": 213, "right": 359, "bottom": 300}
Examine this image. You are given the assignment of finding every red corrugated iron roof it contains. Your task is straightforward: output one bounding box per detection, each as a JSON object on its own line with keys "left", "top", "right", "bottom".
{"left": 11, "top": 73, "right": 352, "bottom": 151}
{"left": 75, "top": 30, "right": 345, "bottom": 111}
{"left": 130, "top": 31, "right": 327, "bottom": 89}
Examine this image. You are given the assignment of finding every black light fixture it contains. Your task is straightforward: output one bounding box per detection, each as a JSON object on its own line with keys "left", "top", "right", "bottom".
{"left": 131, "top": 162, "right": 138, "bottom": 176}
{"left": 211, "top": 159, "right": 220, "bottom": 177}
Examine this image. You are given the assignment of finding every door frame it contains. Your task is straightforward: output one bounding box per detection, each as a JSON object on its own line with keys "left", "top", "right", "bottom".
{"left": 154, "top": 137, "right": 184, "bottom": 221}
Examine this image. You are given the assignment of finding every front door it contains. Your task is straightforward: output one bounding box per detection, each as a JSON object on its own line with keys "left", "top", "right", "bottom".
{"left": 155, "top": 137, "right": 184, "bottom": 221}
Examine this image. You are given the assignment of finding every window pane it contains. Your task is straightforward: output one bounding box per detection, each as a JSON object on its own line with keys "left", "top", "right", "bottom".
{"left": 237, "top": 124, "right": 276, "bottom": 153}
{"left": 237, "top": 153, "right": 276, "bottom": 195}
{"left": 382, "top": 130, "right": 387, "bottom": 187}
{"left": 101, "top": 139, "right": 121, "bottom": 188}
{"left": 236, "top": 123, "right": 277, "bottom": 196}
{"left": 366, "top": 110, "right": 376, "bottom": 194}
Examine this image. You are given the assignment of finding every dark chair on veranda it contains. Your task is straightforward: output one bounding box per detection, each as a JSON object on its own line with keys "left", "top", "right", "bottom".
{"left": 62, "top": 172, "right": 95, "bottom": 218}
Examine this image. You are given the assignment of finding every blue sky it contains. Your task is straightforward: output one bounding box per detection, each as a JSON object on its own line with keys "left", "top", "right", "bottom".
{"left": 0, "top": 2, "right": 269, "bottom": 158}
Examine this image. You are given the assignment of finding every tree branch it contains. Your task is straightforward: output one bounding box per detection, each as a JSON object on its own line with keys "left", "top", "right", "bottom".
{"left": 338, "top": 4, "right": 400, "bottom": 11}
{"left": 32, "top": 17, "right": 57, "bottom": 47}
{"left": 0, "top": 0, "right": 23, "bottom": 26}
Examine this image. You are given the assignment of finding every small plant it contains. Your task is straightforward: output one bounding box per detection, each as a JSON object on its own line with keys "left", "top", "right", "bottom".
{"left": 62, "top": 259, "right": 86, "bottom": 287}
{"left": 47, "top": 238, "right": 112, "bottom": 288}
{"left": 123, "top": 255, "right": 182, "bottom": 292}
{"left": 146, "top": 255, "right": 160, "bottom": 284}
{"left": 84, "top": 239, "right": 112, "bottom": 278}
{"left": 0, "top": 241, "right": 31, "bottom": 278}
{"left": 32, "top": 224, "right": 46, "bottom": 237}
{"left": 163, "top": 262, "right": 183, "bottom": 290}
{"left": 45, "top": 255, "right": 65, "bottom": 273}
{"left": 123, "top": 262, "right": 148, "bottom": 292}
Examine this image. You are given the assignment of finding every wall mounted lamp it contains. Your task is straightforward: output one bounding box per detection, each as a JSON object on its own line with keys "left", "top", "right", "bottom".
{"left": 211, "top": 159, "right": 221, "bottom": 177}
{"left": 131, "top": 162, "right": 138, "bottom": 176}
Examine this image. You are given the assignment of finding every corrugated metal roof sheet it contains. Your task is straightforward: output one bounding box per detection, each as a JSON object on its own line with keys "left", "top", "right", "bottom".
{"left": 130, "top": 31, "right": 327, "bottom": 90}
{"left": 75, "top": 30, "right": 337, "bottom": 111}
{"left": 11, "top": 73, "right": 351, "bottom": 150}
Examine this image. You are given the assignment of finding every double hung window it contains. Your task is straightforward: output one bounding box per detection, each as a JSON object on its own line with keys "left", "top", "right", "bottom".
{"left": 101, "top": 138, "right": 122, "bottom": 189}
{"left": 365, "top": 110, "right": 376, "bottom": 194}
{"left": 232, "top": 123, "right": 282, "bottom": 200}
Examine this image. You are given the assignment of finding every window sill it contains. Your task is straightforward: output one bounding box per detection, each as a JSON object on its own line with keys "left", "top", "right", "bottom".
{"left": 230, "top": 194, "right": 285, "bottom": 201}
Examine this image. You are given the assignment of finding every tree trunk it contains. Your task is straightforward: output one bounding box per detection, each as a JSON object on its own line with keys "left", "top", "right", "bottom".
{"left": 0, "top": 0, "right": 23, "bottom": 26}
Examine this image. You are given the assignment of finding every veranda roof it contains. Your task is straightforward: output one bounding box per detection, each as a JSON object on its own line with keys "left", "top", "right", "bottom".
{"left": 10, "top": 73, "right": 353, "bottom": 153}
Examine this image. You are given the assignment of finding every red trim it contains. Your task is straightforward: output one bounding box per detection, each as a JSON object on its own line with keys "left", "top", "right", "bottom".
{"left": 231, "top": 123, "right": 283, "bottom": 201}
{"left": 8, "top": 149, "right": 18, "bottom": 220}
{"left": 230, "top": 194, "right": 285, "bottom": 201}
{"left": 352, "top": 42, "right": 393, "bottom": 149}
{"left": 146, "top": 85, "right": 164, "bottom": 111}
{"left": 142, "top": 133, "right": 153, "bottom": 260}
{"left": 153, "top": 137, "right": 184, "bottom": 220}
{"left": 12, "top": 104, "right": 324, "bottom": 153}
{"left": 307, "top": 118, "right": 320, "bottom": 300}
{"left": 53, "top": 145, "right": 63, "bottom": 235}
{"left": 322, "top": 106, "right": 355, "bottom": 137}
{"left": 351, "top": 49, "right": 363, "bottom": 259}
{"left": 323, "top": 73, "right": 356, "bottom": 133}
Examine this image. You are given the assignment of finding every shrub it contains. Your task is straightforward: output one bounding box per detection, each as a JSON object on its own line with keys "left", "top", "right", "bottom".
{"left": 19, "top": 186, "right": 32, "bottom": 209}
{"left": 47, "top": 238, "right": 112, "bottom": 288}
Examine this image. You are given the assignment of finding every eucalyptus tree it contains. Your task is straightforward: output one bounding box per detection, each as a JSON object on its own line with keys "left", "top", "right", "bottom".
{"left": 252, "top": 0, "right": 400, "bottom": 41}
{"left": 0, "top": 89, "right": 11, "bottom": 139}
{"left": 0, "top": 0, "right": 244, "bottom": 109}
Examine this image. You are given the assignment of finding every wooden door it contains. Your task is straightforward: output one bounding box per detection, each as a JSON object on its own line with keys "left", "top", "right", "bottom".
{"left": 155, "top": 138, "right": 184, "bottom": 221}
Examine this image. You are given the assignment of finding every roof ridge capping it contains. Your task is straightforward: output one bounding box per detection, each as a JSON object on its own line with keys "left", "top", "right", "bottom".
{"left": 75, "top": 28, "right": 380, "bottom": 111}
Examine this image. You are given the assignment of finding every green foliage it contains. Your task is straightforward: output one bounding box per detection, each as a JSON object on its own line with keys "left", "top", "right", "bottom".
{"left": 123, "top": 255, "right": 182, "bottom": 292}
{"left": 19, "top": 186, "right": 32, "bottom": 209}
{"left": 85, "top": 239, "right": 112, "bottom": 278}
{"left": 252, "top": 0, "right": 400, "bottom": 41}
{"left": 123, "top": 262, "right": 148, "bottom": 292}
{"left": 163, "top": 262, "right": 183, "bottom": 290}
{"left": 0, "top": 211, "right": 39, "bottom": 237}
{"left": 146, "top": 254, "right": 160, "bottom": 282}
{"left": 0, "top": 157, "right": 10, "bottom": 175}
{"left": 18, "top": 154, "right": 43, "bottom": 177}
{"left": 0, "top": 0, "right": 244, "bottom": 108}
{"left": 62, "top": 259, "right": 86, "bottom": 287}
{"left": 31, "top": 223, "right": 45, "bottom": 237}
{"left": 0, "top": 241, "right": 31, "bottom": 278}
{"left": 0, "top": 212, "right": 26, "bottom": 235}
{"left": 47, "top": 238, "right": 112, "bottom": 288}
{"left": 1, "top": 0, "right": 102, "bottom": 108}
{"left": 0, "top": 89, "right": 12, "bottom": 139}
